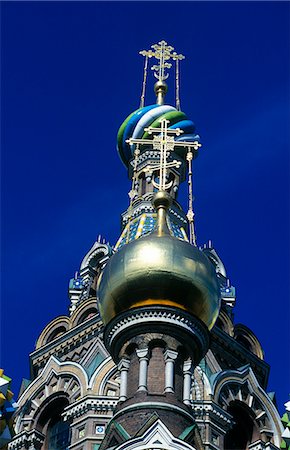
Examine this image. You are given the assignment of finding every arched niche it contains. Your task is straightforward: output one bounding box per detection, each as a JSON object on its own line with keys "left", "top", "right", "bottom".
{"left": 35, "top": 393, "right": 70, "bottom": 450}
{"left": 215, "top": 309, "right": 234, "bottom": 336}
{"left": 213, "top": 366, "right": 283, "bottom": 447}
{"left": 234, "top": 324, "right": 264, "bottom": 359}
{"left": 70, "top": 297, "right": 99, "bottom": 328}
{"left": 36, "top": 317, "right": 70, "bottom": 349}
{"left": 224, "top": 400, "right": 260, "bottom": 450}
{"left": 80, "top": 242, "right": 110, "bottom": 271}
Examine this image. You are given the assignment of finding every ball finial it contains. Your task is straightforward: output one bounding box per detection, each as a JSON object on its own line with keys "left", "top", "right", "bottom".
{"left": 152, "top": 191, "right": 172, "bottom": 210}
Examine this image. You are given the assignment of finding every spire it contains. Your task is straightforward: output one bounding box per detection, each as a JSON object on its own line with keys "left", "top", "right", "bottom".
{"left": 116, "top": 41, "right": 201, "bottom": 250}
{"left": 140, "top": 40, "right": 185, "bottom": 107}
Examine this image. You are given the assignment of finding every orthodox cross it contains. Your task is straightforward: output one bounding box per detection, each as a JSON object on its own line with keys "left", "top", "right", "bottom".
{"left": 140, "top": 40, "right": 185, "bottom": 82}
{"left": 127, "top": 118, "right": 201, "bottom": 192}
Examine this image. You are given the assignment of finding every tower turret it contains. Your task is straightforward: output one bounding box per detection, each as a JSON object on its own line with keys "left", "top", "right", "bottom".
{"left": 97, "top": 40, "right": 221, "bottom": 450}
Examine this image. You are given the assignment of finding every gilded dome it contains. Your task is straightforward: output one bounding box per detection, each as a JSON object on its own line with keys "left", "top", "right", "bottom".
{"left": 97, "top": 194, "right": 220, "bottom": 330}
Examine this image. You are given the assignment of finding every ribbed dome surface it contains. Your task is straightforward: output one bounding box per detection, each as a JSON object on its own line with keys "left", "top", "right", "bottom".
{"left": 117, "top": 104, "right": 200, "bottom": 166}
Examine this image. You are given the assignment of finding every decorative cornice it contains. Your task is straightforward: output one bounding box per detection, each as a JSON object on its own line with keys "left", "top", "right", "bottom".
{"left": 112, "top": 401, "right": 194, "bottom": 422}
{"left": 63, "top": 396, "right": 118, "bottom": 420}
{"left": 8, "top": 429, "right": 44, "bottom": 450}
{"left": 31, "top": 318, "right": 103, "bottom": 368}
{"left": 104, "top": 307, "right": 209, "bottom": 363}
{"left": 192, "top": 400, "right": 232, "bottom": 428}
{"left": 211, "top": 326, "right": 269, "bottom": 387}
{"left": 122, "top": 203, "right": 188, "bottom": 226}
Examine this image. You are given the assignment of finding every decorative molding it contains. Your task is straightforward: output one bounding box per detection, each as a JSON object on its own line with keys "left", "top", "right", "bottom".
{"left": 96, "top": 362, "right": 118, "bottom": 395}
{"left": 16, "top": 356, "right": 88, "bottom": 413}
{"left": 192, "top": 365, "right": 213, "bottom": 400}
{"left": 8, "top": 429, "right": 45, "bottom": 450}
{"left": 122, "top": 202, "right": 188, "bottom": 226}
{"left": 112, "top": 401, "right": 194, "bottom": 422}
{"left": 70, "top": 297, "right": 100, "bottom": 328}
{"left": 88, "top": 357, "right": 120, "bottom": 398}
{"left": 31, "top": 318, "right": 103, "bottom": 370}
{"left": 114, "top": 418, "right": 197, "bottom": 450}
{"left": 104, "top": 307, "right": 209, "bottom": 363}
{"left": 192, "top": 400, "right": 232, "bottom": 428}
{"left": 35, "top": 316, "right": 71, "bottom": 349}
{"left": 63, "top": 396, "right": 118, "bottom": 420}
{"left": 212, "top": 365, "right": 283, "bottom": 446}
{"left": 211, "top": 327, "right": 269, "bottom": 387}
{"left": 80, "top": 243, "right": 110, "bottom": 271}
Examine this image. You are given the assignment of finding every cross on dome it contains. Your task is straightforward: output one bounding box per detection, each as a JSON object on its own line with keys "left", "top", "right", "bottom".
{"left": 127, "top": 118, "right": 201, "bottom": 192}
{"left": 140, "top": 40, "right": 185, "bottom": 82}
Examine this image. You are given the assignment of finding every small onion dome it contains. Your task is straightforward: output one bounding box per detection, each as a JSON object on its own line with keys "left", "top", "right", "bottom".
{"left": 97, "top": 192, "right": 220, "bottom": 330}
{"left": 117, "top": 104, "right": 200, "bottom": 167}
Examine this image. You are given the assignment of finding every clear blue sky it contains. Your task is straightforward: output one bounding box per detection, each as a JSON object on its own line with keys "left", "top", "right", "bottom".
{"left": 1, "top": 2, "right": 289, "bottom": 412}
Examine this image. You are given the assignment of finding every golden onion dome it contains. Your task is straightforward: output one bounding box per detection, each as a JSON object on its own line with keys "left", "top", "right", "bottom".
{"left": 97, "top": 192, "right": 220, "bottom": 330}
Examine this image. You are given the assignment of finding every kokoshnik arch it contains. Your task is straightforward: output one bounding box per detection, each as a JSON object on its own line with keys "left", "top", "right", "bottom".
{"left": 8, "top": 41, "right": 284, "bottom": 450}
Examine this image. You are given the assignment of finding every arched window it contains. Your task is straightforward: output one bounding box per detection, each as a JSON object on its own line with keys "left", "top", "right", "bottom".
{"left": 77, "top": 307, "right": 97, "bottom": 325}
{"left": 235, "top": 334, "right": 252, "bottom": 352}
{"left": 46, "top": 326, "right": 67, "bottom": 343}
{"left": 224, "top": 401, "right": 259, "bottom": 450}
{"left": 36, "top": 395, "right": 70, "bottom": 450}
{"left": 46, "top": 414, "right": 70, "bottom": 450}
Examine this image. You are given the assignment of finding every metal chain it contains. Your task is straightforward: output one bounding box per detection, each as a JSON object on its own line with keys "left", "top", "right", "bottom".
{"left": 140, "top": 55, "right": 148, "bottom": 108}
{"left": 186, "top": 148, "right": 197, "bottom": 246}
{"left": 176, "top": 58, "right": 181, "bottom": 111}
{"left": 126, "top": 146, "right": 140, "bottom": 244}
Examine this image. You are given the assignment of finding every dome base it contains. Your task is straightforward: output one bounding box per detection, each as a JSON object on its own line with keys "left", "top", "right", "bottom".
{"left": 103, "top": 306, "right": 210, "bottom": 365}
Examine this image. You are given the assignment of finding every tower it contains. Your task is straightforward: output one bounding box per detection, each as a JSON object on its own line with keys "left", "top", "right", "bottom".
{"left": 9, "top": 41, "right": 283, "bottom": 450}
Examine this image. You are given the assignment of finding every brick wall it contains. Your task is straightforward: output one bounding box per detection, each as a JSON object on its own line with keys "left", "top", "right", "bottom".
{"left": 147, "top": 347, "right": 165, "bottom": 394}
{"left": 126, "top": 352, "right": 139, "bottom": 398}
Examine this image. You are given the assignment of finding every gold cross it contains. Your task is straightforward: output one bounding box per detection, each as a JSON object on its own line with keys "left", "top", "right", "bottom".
{"left": 127, "top": 118, "right": 201, "bottom": 191}
{"left": 140, "top": 40, "right": 185, "bottom": 82}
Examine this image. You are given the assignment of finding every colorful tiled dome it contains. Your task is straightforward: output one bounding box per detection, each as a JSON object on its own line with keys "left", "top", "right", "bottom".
{"left": 117, "top": 104, "right": 200, "bottom": 166}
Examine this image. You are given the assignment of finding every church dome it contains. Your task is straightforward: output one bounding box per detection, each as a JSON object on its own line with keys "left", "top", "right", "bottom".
{"left": 97, "top": 193, "right": 220, "bottom": 330}
{"left": 117, "top": 104, "right": 200, "bottom": 166}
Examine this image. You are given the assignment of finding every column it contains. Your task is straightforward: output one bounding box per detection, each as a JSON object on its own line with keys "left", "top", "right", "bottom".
{"left": 164, "top": 349, "right": 178, "bottom": 393}
{"left": 183, "top": 359, "right": 193, "bottom": 405}
{"left": 136, "top": 348, "right": 149, "bottom": 392}
{"left": 118, "top": 358, "right": 130, "bottom": 401}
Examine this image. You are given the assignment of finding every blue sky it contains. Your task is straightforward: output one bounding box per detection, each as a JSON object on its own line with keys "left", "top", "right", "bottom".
{"left": 1, "top": 1, "right": 289, "bottom": 412}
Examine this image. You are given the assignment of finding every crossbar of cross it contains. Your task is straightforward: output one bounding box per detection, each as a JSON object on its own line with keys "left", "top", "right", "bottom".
{"left": 140, "top": 40, "right": 185, "bottom": 82}
{"left": 126, "top": 118, "right": 201, "bottom": 191}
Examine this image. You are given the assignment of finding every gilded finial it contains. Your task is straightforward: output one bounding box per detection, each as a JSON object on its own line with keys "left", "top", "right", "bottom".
{"left": 139, "top": 40, "right": 185, "bottom": 106}
{"left": 152, "top": 191, "right": 172, "bottom": 237}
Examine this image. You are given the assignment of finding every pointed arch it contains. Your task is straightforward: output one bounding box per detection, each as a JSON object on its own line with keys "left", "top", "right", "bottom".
{"left": 212, "top": 365, "right": 283, "bottom": 447}
{"left": 115, "top": 419, "right": 197, "bottom": 450}
{"left": 90, "top": 358, "right": 119, "bottom": 397}
{"left": 191, "top": 365, "right": 212, "bottom": 401}
{"left": 17, "top": 356, "right": 89, "bottom": 410}
{"left": 80, "top": 242, "right": 110, "bottom": 271}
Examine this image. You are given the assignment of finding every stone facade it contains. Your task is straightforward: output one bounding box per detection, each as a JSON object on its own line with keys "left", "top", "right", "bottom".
{"left": 9, "top": 252, "right": 283, "bottom": 449}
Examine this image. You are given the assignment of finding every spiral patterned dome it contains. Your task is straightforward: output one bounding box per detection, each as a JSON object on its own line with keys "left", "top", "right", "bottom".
{"left": 117, "top": 104, "right": 200, "bottom": 166}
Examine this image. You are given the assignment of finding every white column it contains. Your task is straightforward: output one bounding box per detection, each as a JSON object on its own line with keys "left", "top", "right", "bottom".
{"left": 164, "top": 349, "right": 178, "bottom": 393}
{"left": 183, "top": 359, "right": 193, "bottom": 405}
{"left": 118, "top": 358, "right": 130, "bottom": 401}
{"left": 136, "top": 348, "right": 149, "bottom": 392}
